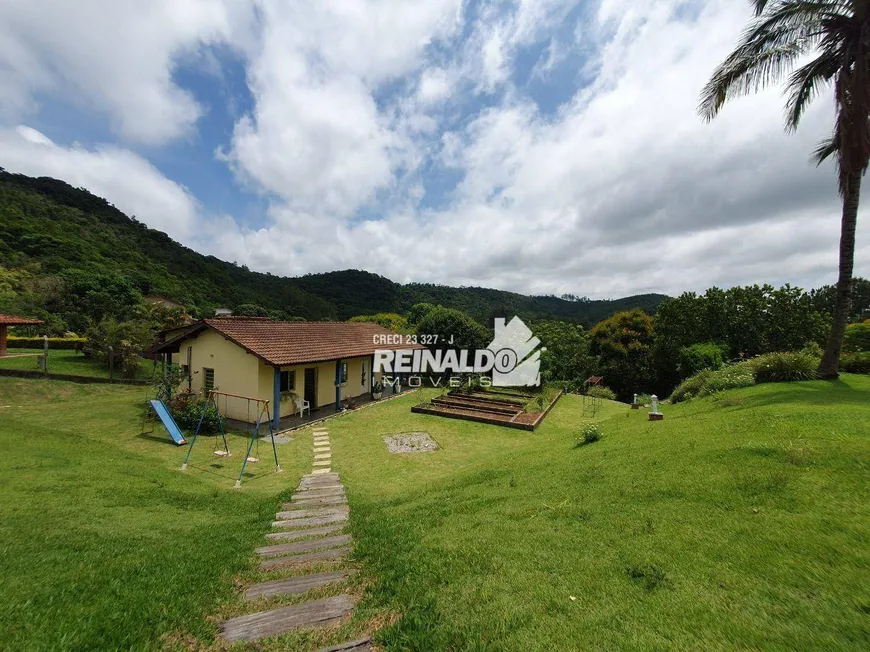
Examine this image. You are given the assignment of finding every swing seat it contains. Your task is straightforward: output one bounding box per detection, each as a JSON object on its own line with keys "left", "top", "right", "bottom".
{"left": 214, "top": 450, "right": 231, "bottom": 457}
{"left": 246, "top": 456, "right": 260, "bottom": 463}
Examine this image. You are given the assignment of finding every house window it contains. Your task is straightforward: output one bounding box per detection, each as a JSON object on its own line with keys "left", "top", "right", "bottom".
{"left": 341, "top": 362, "right": 348, "bottom": 383}
{"left": 280, "top": 370, "right": 295, "bottom": 392}
{"left": 361, "top": 361, "right": 367, "bottom": 387}
{"left": 203, "top": 368, "right": 215, "bottom": 393}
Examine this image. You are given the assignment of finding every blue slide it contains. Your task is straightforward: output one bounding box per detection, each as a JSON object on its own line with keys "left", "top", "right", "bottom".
{"left": 149, "top": 399, "right": 187, "bottom": 445}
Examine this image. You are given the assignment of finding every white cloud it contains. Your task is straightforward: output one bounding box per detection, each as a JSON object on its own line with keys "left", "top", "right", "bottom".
{"left": 211, "top": 0, "right": 868, "bottom": 297}
{"left": 0, "top": 0, "right": 866, "bottom": 300}
{"left": 417, "top": 69, "right": 452, "bottom": 105}
{"left": 0, "top": 0, "right": 255, "bottom": 144}
{"left": 220, "top": 0, "right": 463, "bottom": 217}
{"left": 0, "top": 126, "right": 200, "bottom": 240}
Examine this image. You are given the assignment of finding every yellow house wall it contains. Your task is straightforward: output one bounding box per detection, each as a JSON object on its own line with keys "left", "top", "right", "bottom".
{"left": 269, "top": 355, "right": 373, "bottom": 417}
{"left": 170, "top": 331, "right": 375, "bottom": 422}
{"left": 169, "top": 329, "right": 262, "bottom": 422}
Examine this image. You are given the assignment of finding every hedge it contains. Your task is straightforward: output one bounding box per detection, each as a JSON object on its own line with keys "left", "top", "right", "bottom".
{"left": 7, "top": 337, "right": 86, "bottom": 350}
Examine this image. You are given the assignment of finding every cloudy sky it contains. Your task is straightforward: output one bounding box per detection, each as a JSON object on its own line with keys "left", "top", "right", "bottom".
{"left": 0, "top": 0, "right": 867, "bottom": 299}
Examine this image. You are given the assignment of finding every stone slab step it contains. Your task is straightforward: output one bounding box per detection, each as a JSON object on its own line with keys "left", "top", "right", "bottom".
{"left": 317, "top": 637, "right": 373, "bottom": 652}
{"left": 292, "top": 487, "right": 344, "bottom": 500}
{"left": 275, "top": 506, "right": 348, "bottom": 521}
{"left": 259, "top": 546, "right": 349, "bottom": 570}
{"left": 220, "top": 594, "right": 354, "bottom": 642}
{"left": 297, "top": 484, "right": 343, "bottom": 494}
{"left": 314, "top": 453, "right": 332, "bottom": 459}
{"left": 244, "top": 570, "right": 348, "bottom": 601}
{"left": 286, "top": 495, "right": 347, "bottom": 508}
{"left": 312, "top": 468, "right": 332, "bottom": 474}
{"left": 272, "top": 513, "right": 348, "bottom": 529}
{"left": 313, "top": 460, "right": 332, "bottom": 467}
{"left": 300, "top": 474, "right": 340, "bottom": 485}
{"left": 265, "top": 524, "right": 345, "bottom": 541}
{"left": 299, "top": 476, "right": 341, "bottom": 485}
{"left": 257, "top": 534, "right": 352, "bottom": 558}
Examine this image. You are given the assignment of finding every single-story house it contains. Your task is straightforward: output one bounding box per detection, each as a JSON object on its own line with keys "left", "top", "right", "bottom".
{"left": 0, "top": 314, "right": 44, "bottom": 356}
{"left": 152, "top": 317, "right": 423, "bottom": 428}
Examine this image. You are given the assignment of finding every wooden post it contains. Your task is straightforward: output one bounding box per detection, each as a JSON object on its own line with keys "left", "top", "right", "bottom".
{"left": 0, "top": 325, "right": 7, "bottom": 357}
{"left": 334, "top": 360, "right": 342, "bottom": 410}
{"left": 43, "top": 335, "right": 48, "bottom": 373}
{"left": 272, "top": 367, "right": 281, "bottom": 430}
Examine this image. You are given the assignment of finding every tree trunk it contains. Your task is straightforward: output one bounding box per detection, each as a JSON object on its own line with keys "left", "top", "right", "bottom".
{"left": 818, "top": 172, "right": 862, "bottom": 378}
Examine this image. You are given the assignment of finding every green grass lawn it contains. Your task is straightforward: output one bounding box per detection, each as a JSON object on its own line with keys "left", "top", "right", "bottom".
{"left": 1, "top": 376, "right": 868, "bottom": 650}
{"left": 0, "top": 377, "right": 310, "bottom": 650}
{"left": 325, "top": 379, "right": 870, "bottom": 651}
{"left": 0, "top": 347, "right": 155, "bottom": 380}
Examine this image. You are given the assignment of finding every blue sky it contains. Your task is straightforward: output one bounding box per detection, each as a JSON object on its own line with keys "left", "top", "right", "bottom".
{"left": 0, "top": 0, "right": 866, "bottom": 298}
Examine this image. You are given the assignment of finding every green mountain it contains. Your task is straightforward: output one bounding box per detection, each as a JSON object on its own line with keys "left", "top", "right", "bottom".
{"left": 0, "top": 169, "right": 668, "bottom": 328}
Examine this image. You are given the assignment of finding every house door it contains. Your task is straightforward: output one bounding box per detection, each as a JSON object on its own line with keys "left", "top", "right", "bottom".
{"left": 304, "top": 367, "right": 317, "bottom": 409}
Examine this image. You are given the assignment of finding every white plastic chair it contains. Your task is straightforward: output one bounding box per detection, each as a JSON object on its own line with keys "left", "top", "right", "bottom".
{"left": 297, "top": 398, "right": 311, "bottom": 418}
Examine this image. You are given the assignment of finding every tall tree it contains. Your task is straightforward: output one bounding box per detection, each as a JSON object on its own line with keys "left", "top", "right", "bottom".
{"left": 699, "top": 0, "right": 870, "bottom": 377}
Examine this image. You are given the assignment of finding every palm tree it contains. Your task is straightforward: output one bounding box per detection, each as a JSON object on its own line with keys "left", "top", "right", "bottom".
{"left": 699, "top": 0, "right": 870, "bottom": 378}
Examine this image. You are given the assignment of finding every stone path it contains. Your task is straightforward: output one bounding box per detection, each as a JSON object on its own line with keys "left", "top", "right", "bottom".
{"left": 218, "top": 426, "right": 371, "bottom": 650}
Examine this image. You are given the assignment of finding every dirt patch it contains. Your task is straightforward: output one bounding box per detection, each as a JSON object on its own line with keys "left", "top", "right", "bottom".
{"left": 383, "top": 432, "right": 440, "bottom": 453}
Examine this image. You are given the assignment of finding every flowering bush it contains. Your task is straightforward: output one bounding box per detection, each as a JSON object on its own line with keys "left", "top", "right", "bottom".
{"left": 587, "top": 385, "right": 617, "bottom": 401}
{"left": 170, "top": 391, "right": 223, "bottom": 433}
{"left": 576, "top": 424, "right": 602, "bottom": 446}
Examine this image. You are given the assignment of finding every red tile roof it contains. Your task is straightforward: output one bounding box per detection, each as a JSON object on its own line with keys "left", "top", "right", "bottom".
{"left": 0, "top": 314, "right": 44, "bottom": 326}
{"left": 154, "top": 317, "right": 424, "bottom": 366}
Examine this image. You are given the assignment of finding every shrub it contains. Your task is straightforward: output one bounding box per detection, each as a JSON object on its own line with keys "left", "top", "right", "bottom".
{"left": 576, "top": 424, "right": 602, "bottom": 446}
{"left": 587, "top": 385, "right": 617, "bottom": 401}
{"left": 678, "top": 342, "right": 726, "bottom": 377}
{"left": 840, "top": 352, "right": 870, "bottom": 374}
{"left": 636, "top": 393, "right": 652, "bottom": 405}
{"left": 844, "top": 322, "right": 870, "bottom": 353}
{"left": 7, "top": 336, "right": 86, "bottom": 350}
{"left": 750, "top": 351, "right": 818, "bottom": 383}
{"left": 83, "top": 318, "right": 153, "bottom": 379}
{"left": 170, "top": 392, "right": 223, "bottom": 433}
{"left": 696, "top": 363, "right": 755, "bottom": 397}
{"left": 670, "top": 369, "right": 713, "bottom": 403}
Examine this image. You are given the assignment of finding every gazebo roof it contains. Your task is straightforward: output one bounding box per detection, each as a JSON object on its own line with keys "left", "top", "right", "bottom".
{"left": 0, "top": 314, "right": 44, "bottom": 326}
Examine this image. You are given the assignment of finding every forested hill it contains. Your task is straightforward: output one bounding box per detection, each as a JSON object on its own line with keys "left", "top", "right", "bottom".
{"left": 0, "top": 169, "right": 667, "bottom": 326}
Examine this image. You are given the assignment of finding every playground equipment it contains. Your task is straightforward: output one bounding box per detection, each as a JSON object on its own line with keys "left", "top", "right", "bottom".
{"left": 181, "top": 390, "right": 282, "bottom": 488}
{"left": 148, "top": 399, "right": 187, "bottom": 445}
{"left": 582, "top": 376, "right": 603, "bottom": 417}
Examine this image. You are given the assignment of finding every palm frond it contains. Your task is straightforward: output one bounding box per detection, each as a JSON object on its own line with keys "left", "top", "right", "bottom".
{"left": 699, "top": 0, "right": 850, "bottom": 121}
{"left": 811, "top": 133, "right": 838, "bottom": 165}
{"left": 752, "top": 0, "right": 771, "bottom": 16}
{"left": 784, "top": 49, "right": 840, "bottom": 130}
{"left": 699, "top": 43, "right": 803, "bottom": 121}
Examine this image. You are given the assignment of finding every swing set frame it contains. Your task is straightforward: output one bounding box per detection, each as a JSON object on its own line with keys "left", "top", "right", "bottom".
{"left": 180, "top": 390, "right": 282, "bottom": 488}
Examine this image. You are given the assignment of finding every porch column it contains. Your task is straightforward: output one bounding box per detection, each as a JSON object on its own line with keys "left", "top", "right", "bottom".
{"left": 273, "top": 366, "right": 281, "bottom": 430}
{"left": 335, "top": 359, "right": 342, "bottom": 410}
{"left": 0, "top": 325, "right": 7, "bottom": 356}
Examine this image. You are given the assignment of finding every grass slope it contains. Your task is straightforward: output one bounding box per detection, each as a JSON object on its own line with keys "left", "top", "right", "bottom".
{"left": 0, "top": 348, "right": 155, "bottom": 380}
{"left": 325, "top": 380, "right": 870, "bottom": 651}
{"left": 2, "top": 377, "right": 868, "bottom": 650}
{"left": 0, "top": 378, "right": 309, "bottom": 650}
